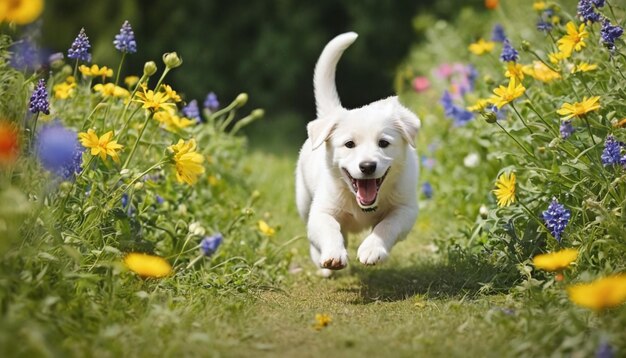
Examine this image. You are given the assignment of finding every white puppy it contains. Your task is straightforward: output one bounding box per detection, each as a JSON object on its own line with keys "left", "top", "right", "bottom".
{"left": 296, "top": 32, "right": 420, "bottom": 275}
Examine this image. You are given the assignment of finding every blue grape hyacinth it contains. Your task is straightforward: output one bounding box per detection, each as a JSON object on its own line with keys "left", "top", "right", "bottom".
{"left": 542, "top": 198, "right": 571, "bottom": 242}
{"left": 113, "top": 21, "right": 137, "bottom": 54}
{"left": 440, "top": 91, "right": 474, "bottom": 126}
{"left": 204, "top": 92, "right": 219, "bottom": 112}
{"left": 578, "top": 0, "right": 603, "bottom": 23}
{"left": 182, "top": 99, "right": 201, "bottom": 122}
{"left": 491, "top": 24, "right": 506, "bottom": 43}
{"left": 601, "top": 20, "right": 624, "bottom": 51}
{"left": 500, "top": 40, "right": 519, "bottom": 62}
{"left": 37, "top": 121, "right": 83, "bottom": 179}
{"left": 29, "top": 79, "right": 49, "bottom": 115}
{"left": 560, "top": 120, "right": 574, "bottom": 139}
{"left": 601, "top": 135, "right": 623, "bottom": 166}
{"left": 67, "top": 28, "right": 91, "bottom": 62}
{"left": 200, "top": 234, "right": 223, "bottom": 257}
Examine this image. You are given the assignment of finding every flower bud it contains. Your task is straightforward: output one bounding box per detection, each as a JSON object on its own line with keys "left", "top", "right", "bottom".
{"left": 48, "top": 52, "right": 65, "bottom": 69}
{"left": 521, "top": 41, "right": 531, "bottom": 52}
{"left": 133, "top": 182, "right": 144, "bottom": 190}
{"left": 162, "top": 52, "right": 183, "bottom": 69}
{"left": 234, "top": 93, "right": 248, "bottom": 108}
{"left": 120, "top": 169, "right": 131, "bottom": 178}
{"left": 143, "top": 61, "right": 157, "bottom": 76}
{"left": 483, "top": 111, "right": 498, "bottom": 123}
{"left": 483, "top": 75, "right": 494, "bottom": 86}
{"left": 479, "top": 205, "right": 489, "bottom": 219}
{"left": 61, "top": 64, "right": 73, "bottom": 76}
{"left": 251, "top": 109, "right": 264, "bottom": 119}
{"left": 60, "top": 181, "right": 73, "bottom": 194}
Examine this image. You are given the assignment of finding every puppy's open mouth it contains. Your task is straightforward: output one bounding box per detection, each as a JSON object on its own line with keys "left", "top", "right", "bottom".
{"left": 343, "top": 168, "right": 389, "bottom": 208}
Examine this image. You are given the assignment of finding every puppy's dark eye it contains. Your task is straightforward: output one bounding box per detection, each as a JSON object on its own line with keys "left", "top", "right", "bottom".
{"left": 378, "top": 140, "right": 390, "bottom": 148}
{"left": 345, "top": 141, "right": 355, "bottom": 149}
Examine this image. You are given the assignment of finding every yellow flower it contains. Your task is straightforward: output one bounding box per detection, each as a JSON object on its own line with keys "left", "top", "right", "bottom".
{"left": 493, "top": 172, "right": 516, "bottom": 207}
{"left": 468, "top": 38, "right": 495, "bottom": 55}
{"left": 208, "top": 175, "right": 220, "bottom": 186}
{"left": 504, "top": 62, "right": 524, "bottom": 81}
{"left": 571, "top": 62, "right": 598, "bottom": 73}
{"left": 161, "top": 85, "right": 182, "bottom": 103}
{"left": 556, "top": 96, "right": 601, "bottom": 120}
{"left": 134, "top": 87, "right": 176, "bottom": 113}
{"left": 154, "top": 109, "right": 195, "bottom": 132}
{"left": 313, "top": 313, "right": 332, "bottom": 331}
{"left": 467, "top": 98, "right": 491, "bottom": 112}
{"left": 523, "top": 61, "right": 561, "bottom": 83}
{"left": 490, "top": 78, "right": 525, "bottom": 109}
{"left": 567, "top": 274, "right": 626, "bottom": 311}
{"left": 557, "top": 22, "right": 588, "bottom": 56}
{"left": 168, "top": 139, "right": 205, "bottom": 185}
{"left": 53, "top": 76, "right": 77, "bottom": 99}
{"left": 613, "top": 118, "right": 626, "bottom": 128}
{"left": 79, "top": 64, "right": 113, "bottom": 78}
{"left": 548, "top": 51, "right": 569, "bottom": 64}
{"left": 0, "top": 0, "right": 43, "bottom": 25}
{"left": 78, "top": 129, "right": 124, "bottom": 163}
{"left": 124, "top": 253, "right": 172, "bottom": 278}
{"left": 257, "top": 220, "right": 275, "bottom": 236}
{"left": 124, "top": 76, "right": 140, "bottom": 88}
{"left": 533, "top": 248, "right": 578, "bottom": 272}
{"left": 532, "top": 1, "right": 547, "bottom": 11}
{"left": 93, "top": 83, "right": 130, "bottom": 98}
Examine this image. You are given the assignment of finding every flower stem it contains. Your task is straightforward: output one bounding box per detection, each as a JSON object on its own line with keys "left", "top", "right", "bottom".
{"left": 510, "top": 102, "right": 534, "bottom": 135}
{"left": 116, "top": 73, "right": 147, "bottom": 137}
{"left": 582, "top": 115, "right": 597, "bottom": 146}
{"left": 122, "top": 112, "right": 154, "bottom": 169}
{"left": 114, "top": 52, "right": 126, "bottom": 87}
{"left": 523, "top": 95, "right": 558, "bottom": 137}
{"left": 518, "top": 201, "right": 550, "bottom": 239}
{"left": 495, "top": 121, "right": 536, "bottom": 159}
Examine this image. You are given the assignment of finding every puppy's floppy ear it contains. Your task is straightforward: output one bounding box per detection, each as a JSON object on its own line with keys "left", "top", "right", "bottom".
{"left": 307, "top": 117, "right": 337, "bottom": 150}
{"left": 392, "top": 97, "right": 421, "bottom": 148}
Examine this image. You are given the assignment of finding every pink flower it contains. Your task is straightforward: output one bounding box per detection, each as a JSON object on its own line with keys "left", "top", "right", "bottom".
{"left": 412, "top": 76, "right": 431, "bottom": 92}
{"left": 435, "top": 63, "right": 454, "bottom": 79}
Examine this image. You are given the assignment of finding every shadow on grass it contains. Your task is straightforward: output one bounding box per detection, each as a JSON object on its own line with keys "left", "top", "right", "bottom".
{"left": 344, "top": 258, "right": 518, "bottom": 304}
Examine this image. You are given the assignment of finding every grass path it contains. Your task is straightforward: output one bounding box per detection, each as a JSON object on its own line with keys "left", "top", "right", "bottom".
{"left": 232, "top": 149, "right": 519, "bottom": 357}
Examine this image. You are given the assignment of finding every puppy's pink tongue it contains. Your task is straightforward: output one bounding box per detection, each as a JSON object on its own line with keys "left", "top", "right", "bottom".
{"left": 356, "top": 179, "right": 377, "bottom": 205}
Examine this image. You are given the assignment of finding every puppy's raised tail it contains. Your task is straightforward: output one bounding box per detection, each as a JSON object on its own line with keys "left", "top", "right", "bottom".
{"left": 314, "top": 32, "right": 358, "bottom": 118}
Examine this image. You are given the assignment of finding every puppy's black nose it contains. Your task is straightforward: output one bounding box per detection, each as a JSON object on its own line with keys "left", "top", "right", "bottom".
{"left": 359, "top": 161, "right": 377, "bottom": 175}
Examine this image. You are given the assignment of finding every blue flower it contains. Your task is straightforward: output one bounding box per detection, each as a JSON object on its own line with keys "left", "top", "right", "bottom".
{"left": 11, "top": 38, "right": 41, "bottom": 70}
{"left": 537, "top": 19, "right": 553, "bottom": 32}
{"left": 204, "top": 92, "right": 219, "bottom": 112}
{"left": 592, "top": 0, "right": 605, "bottom": 7}
{"left": 121, "top": 194, "right": 128, "bottom": 208}
{"left": 491, "top": 24, "right": 506, "bottom": 43}
{"left": 155, "top": 195, "right": 164, "bottom": 204}
{"left": 500, "top": 40, "right": 519, "bottom": 62}
{"left": 67, "top": 28, "right": 91, "bottom": 62}
{"left": 421, "top": 182, "right": 433, "bottom": 199}
{"left": 601, "top": 135, "right": 623, "bottom": 166}
{"left": 560, "top": 120, "right": 574, "bottom": 139}
{"left": 486, "top": 104, "right": 507, "bottom": 121}
{"left": 467, "top": 65, "right": 478, "bottom": 91}
{"left": 578, "top": 0, "right": 603, "bottom": 23}
{"left": 542, "top": 198, "right": 571, "bottom": 242}
{"left": 440, "top": 91, "right": 474, "bottom": 126}
{"left": 200, "top": 233, "right": 223, "bottom": 257}
{"left": 37, "top": 121, "right": 83, "bottom": 179}
{"left": 601, "top": 20, "right": 624, "bottom": 51}
{"left": 596, "top": 341, "right": 614, "bottom": 358}
{"left": 29, "top": 79, "right": 49, "bottom": 115}
{"left": 182, "top": 99, "right": 201, "bottom": 122}
{"left": 113, "top": 21, "right": 137, "bottom": 54}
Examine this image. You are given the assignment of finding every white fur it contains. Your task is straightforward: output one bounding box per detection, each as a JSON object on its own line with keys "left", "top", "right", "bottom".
{"left": 296, "top": 32, "right": 421, "bottom": 274}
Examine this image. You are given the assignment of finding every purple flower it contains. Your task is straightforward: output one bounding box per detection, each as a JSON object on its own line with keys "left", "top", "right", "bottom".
{"left": 487, "top": 104, "right": 507, "bottom": 121}
{"left": 592, "top": 0, "right": 605, "bottom": 7}
{"left": 421, "top": 155, "right": 435, "bottom": 170}
{"left": 36, "top": 121, "right": 83, "bottom": 179}
{"left": 155, "top": 195, "right": 164, "bottom": 204}
{"left": 491, "top": 24, "right": 506, "bottom": 43}
{"left": 204, "top": 92, "right": 219, "bottom": 112}
{"left": 200, "top": 233, "right": 223, "bottom": 257}
{"left": 182, "top": 99, "right": 201, "bottom": 122}
{"left": 542, "top": 198, "right": 571, "bottom": 242}
{"left": 29, "top": 79, "right": 49, "bottom": 115}
{"left": 421, "top": 182, "right": 433, "bottom": 199}
{"left": 440, "top": 91, "right": 474, "bottom": 126}
{"left": 11, "top": 38, "right": 41, "bottom": 70}
{"left": 67, "top": 28, "right": 91, "bottom": 62}
{"left": 560, "top": 120, "right": 574, "bottom": 139}
{"left": 48, "top": 52, "right": 64, "bottom": 65}
{"left": 601, "top": 135, "right": 623, "bottom": 166}
{"left": 537, "top": 9, "right": 555, "bottom": 32}
{"left": 578, "top": 0, "right": 603, "bottom": 23}
{"left": 596, "top": 341, "right": 614, "bottom": 358}
{"left": 113, "top": 21, "right": 137, "bottom": 54}
{"left": 500, "top": 40, "right": 519, "bottom": 62}
{"left": 601, "top": 20, "right": 624, "bottom": 51}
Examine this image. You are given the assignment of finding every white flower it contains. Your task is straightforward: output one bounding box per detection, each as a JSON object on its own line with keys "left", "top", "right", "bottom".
{"left": 463, "top": 153, "right": 480, "bottom": 168}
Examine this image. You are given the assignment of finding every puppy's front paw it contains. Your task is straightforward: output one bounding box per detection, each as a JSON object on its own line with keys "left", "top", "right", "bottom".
{"left": 320, "top": 248, "right": 348, "bottom": 270}
{"left": 357, "top": 240, "right": 388, "bottom": 265}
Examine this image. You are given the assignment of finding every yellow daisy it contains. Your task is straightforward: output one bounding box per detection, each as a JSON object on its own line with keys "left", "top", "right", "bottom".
{"left": 468, "top": 39, "right": 495, "bottom": 55}
{"left": 313, "top": 313, "right": 332, "bottom": 331}
{"left": 78, "top": 129, "right": 124, "bottom": 163}
{"left": 0, "top": 0, "right": 43, "bottom": 25}
{"left": 53, "top": 76, "right": 77, "bottom": 99}
{"left": 571, "top": 62, "right": 598, "bottom": 73}
{"left": 467, "top": 98, "right": 492, "bottom": 112}
{"left": 533, "top": 248, "right": 578, "bottom": 272}
{"left": 161, "top": 85, "right": 182, "bottom": 103}
{"left": 124, "top": 253, "right": 172, "bottom": 278}
{"left": 93, "top": 83, "right": 130, "bottom": 98}
{"left": 568, "top": 274, "right": 626, "bottom": 311}
{"left": 124, "top": 76, "right": 140, "bottom": 88}
{"left": 523, "top": 61, "right": 561, "bottom": 83}
{"left": 134, "top": 87, "right": 176, "bottom": 113}
{"left": 493, "top": 172, "right": 516, "bottom": 207}
{"left": 504, "top": 62, "right": 525, "bottom": 81}
{"left": 557, "top": 22, "right": 588, "bottom": 56}
{"left": 79, "top": 64, "right": 113, "bottom": 78}
{"left": 154, "top": 109, "right": 195, "bottom": 132}
{"left": 532, "top": 1, "right": 547, "bottom": 11}
{"left": 556, "top": 96, "right": 601, "bottom": 120}
{"left": 548, "top": 51, "right": 569, "bottom": 64}
{"left": 168, "top": 139, "right": 205, "bottom": 185}
{"left": 258, "top": 220, "right": 276, "bottom": 236}
{"left": 490, "top": 78, "right": 525, "bottom": 109}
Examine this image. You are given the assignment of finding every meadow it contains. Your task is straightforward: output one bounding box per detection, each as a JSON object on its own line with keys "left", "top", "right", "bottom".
{"left": 1, "top": 0, "right": 626, "bottom": 357}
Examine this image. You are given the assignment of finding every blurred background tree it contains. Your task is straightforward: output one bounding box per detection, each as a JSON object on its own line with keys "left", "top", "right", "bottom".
{"left": 40, "top": 0, "right": 483, "bottom": 149}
